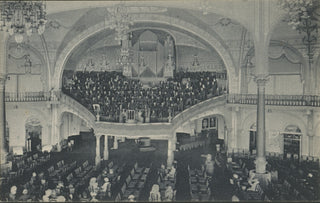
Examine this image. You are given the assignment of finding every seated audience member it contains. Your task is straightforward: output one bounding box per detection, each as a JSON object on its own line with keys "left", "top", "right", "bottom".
{"left": 88, "top": 177, "right": 99, "bottom": 194}
{"left": 149, "top": 184, "right": 161, "bottom": 202}
{"left": 247, "top": 174, "right": 259, "bottom": 191}
{"left": 39, "top": 179, "right": 48, "bottom": 198}
{"left": 100, "top": 177, "right": 112, "bottom": 198}
{"left": 203, "top": 154, "right": 214, "bottom": 177}
{"left": 270, "top": 166, "right": 278, "bottom": 183}
{"left": 90, "top": 192, "right": 99, "bottom": 202}
{"left": 56, "top": 195, "right": 66, "bottom": 202}
{"left": 231, "top": 194, "right": 240, "bottom": 202}
{"left": 19, "top": 189, "right": 31, "bottom": 201}
{"left": 51, "top": 189, "right": 57, "bottom": 200}
{"left": 159, "top": 164, "right": 167, "bottom": 180}
{"left": 79, "top": 191, "right": 89, "bottom": 202}
{"left": 68, "top": 184, "right": 75, "bottom": 195}
{"left": 167, "top": 166, "right": 176, "bottom": 179}
{"left": 164, "top": 186, "right": 174, "bottom": 201}
{"left": 30, "top": 172, "right": 38, "bottom": 185}
{"left": 8, "top": 186, "right": 17, "bottom": 201}
{"left": 128, "top": 194, "right": 136, "bottom": 202}
{"left": 42, "top": 189, "right": 52, "bottom": 202}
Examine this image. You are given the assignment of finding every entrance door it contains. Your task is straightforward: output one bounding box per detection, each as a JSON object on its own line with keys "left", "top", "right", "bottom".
{"left": 283, "top": 125, "right": 301, "bottom": 160}
{"left": 283, "top": 134, "right": 300, "bottom": 159}
{"left": 25, "top": 117, "right": 42, "bottom": 153}
{"left": 249, "top": 123, "right": 257, "bottom": 155}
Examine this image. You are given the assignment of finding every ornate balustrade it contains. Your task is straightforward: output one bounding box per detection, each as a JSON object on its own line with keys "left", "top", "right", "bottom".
{"left": 5, "top": 92, "right": 51, "bottom": 102}
{"left": 227, "top": 94, "right": 320, "bottom": 107}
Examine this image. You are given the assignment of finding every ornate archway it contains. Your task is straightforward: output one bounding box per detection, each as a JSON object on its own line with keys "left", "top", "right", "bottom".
{"left": 52, "top": 13, "right": 238, "bottom": 93}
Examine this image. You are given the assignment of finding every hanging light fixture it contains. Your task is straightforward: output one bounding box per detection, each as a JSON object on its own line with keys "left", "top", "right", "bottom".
{"left": 0, "top": 0, "right": 47, "bottom": 43}
{"left": 280, "top": 0, "right": 319, "bottom": 64}
{"left": 106, "top": 5, "right": 133, "bottom": 44}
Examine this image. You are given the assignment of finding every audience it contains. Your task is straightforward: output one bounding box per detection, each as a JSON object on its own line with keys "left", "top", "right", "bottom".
{"left": 63, "top": 71, "right": 225, "bottom": 122}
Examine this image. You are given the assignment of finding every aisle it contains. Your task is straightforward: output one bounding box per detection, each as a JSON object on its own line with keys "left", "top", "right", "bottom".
{"left": 175, "top": 143, "right": 234, "bottom": 201}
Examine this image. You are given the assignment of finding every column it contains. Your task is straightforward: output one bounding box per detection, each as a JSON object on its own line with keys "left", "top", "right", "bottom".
{"left": 0, "top": 33, "right": 8, "bottom": 164}
{"left": 167, "top": 133, "right": 176, "bottom": 167}
{"left": 224, "top": 126, "right": 229, "bottom": 152}
{"left": 95, "top": 135, "right": 101, "bottom": 166}
{"left": 306, "top": 110, "right": 314, "bottom": 156}
{"left": 103, "top": 135, "right": 109, "bottom": 160}
{"left": 0, "top": 76, "right": 7, "bottom": 164}
{"left": 255, "top": 77, "right": 268, "bottom": 174}
{"left": 113, "top": 136, "right": 118, "bottom": 149}
{"left": 120, "top": 136, "right": 125, "bottom": 142}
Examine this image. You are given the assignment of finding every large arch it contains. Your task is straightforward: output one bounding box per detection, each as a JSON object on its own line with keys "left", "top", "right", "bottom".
{"left": 52, "top": 13, "right": 238, "bottom": 93}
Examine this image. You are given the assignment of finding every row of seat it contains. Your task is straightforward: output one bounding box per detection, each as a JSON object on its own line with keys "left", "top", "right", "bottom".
{"left": 179, "top": 140, "right": 207, "bottom": 151}
{"left": 187, "top": 165, "right": 210, "bottom": 201}
{"left": 64, "top": 160, "right": 95, "bottom": 191}
{"left": 115, "top": 162, "right": 150, "bottom": 201}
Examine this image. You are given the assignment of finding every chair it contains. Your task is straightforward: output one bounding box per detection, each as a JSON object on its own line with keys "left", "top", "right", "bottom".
{"left": 134, "top": 162, "right": 144, "bottom": 174}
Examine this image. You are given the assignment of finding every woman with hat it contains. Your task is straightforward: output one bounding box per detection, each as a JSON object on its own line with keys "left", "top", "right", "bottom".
{"left": 149, "top": 184, "right": 161, "bottom": 202}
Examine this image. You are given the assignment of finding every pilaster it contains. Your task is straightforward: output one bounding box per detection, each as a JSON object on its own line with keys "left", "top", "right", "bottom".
{"left": 103, "top": 135, "right": 109, "bottom": 161}
{"left": 95, "top": 134, "right": 101, "bottom": 166}
{"left": 113, "top": 136, "right": 118, "bottom": 149}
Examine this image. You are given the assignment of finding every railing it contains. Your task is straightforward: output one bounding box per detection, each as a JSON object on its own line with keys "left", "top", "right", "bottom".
{"left": 5, "top": 92, "right": 51, "bottom": 102}
{"left": 227, "top": 94, "right": 320, "bottom": 107}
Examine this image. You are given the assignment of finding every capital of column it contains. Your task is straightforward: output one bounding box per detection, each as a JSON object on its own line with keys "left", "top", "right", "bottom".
{"left": 95, "top": 134, "right": 102, "bottom": 139}
{"left": 254, "top": 75, "right": 269, "bottom": 87}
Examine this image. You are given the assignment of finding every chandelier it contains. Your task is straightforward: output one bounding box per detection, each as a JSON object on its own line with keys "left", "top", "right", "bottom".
{"left": 0, "top": 0, "right": 47, "bottom": 43}
{"left": 106, "top": 5, "right": 133, "bottom": 44}
{"left": 280, "top": 0, "right": 319, "bottom": 63}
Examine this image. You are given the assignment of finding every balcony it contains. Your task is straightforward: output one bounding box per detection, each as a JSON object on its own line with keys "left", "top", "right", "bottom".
{"left": 227, "top": 94, "right": 320, "bottom": 107}
{"left": 5, "top": 92, "right": 51, "bottom": 102}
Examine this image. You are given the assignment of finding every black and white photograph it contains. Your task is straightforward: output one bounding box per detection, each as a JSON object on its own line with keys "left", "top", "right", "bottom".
{"left": 0, "top": 0, "right": 319, "bottom": 202}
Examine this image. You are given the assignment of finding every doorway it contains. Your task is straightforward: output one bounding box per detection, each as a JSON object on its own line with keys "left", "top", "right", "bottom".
{"left": 283, "top": 125, "right": 301, "bottom": 160}
{"left": 25, "top": 117, "right": 42, "bottom": 153}
{"left": 249, "top": 123, "right": 257, "bottom": 155}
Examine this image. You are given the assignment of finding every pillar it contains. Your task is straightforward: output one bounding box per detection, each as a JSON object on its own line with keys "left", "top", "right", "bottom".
{"left": 255, "top": 77, "right": 268, "bottom": 174}
{"left": 103, "top": 135, "right": 109, "bottom": 160}
{"left": 121, "top": 136, "right": 125, "bottom": 142}
{"left": 306, "top": 110, "right": 314, "bottom": 156}
{"left": 95, "top": 135, "right": 101, "bottom": 166}
{"left": 0, "top": 32, "right": 8, "bottom": 164}
{"left": 113, "top": 136, "right": 118, "bottom": 149}
{"left": 0, "top": 76, "right": 7, "bottom": 164}
{"left": 167, "top": 133, "right": 176, "bottom": 167}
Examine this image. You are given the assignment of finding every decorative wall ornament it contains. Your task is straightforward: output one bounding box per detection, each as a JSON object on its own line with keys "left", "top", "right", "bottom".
{"left": 47, "top": 19, "right": 71, "bottom": 30}
{"left": 0, "top": 0, "right": 47, "bottom": 43}
{"left": 215, "top": 18, "right": 240, "bottom": 27}
{"left": 199, "top": 0, "right": 212, "bottom": 15}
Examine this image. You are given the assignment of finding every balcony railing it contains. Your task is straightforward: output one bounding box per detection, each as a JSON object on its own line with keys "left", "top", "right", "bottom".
{"left": 5, "top": 92, "right": 51, "bottom": 102}
{"left": 227, "top": 94, "right": 320, "bottom": 107}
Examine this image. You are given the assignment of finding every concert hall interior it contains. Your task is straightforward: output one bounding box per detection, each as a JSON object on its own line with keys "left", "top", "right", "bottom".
{"left": 0, "top": 0, "right": 319, "bottom": 202}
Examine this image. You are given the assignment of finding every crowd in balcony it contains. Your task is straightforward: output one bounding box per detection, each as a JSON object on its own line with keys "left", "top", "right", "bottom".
{"left": 62, "top": 71, "right": 226, "bottom": 122}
